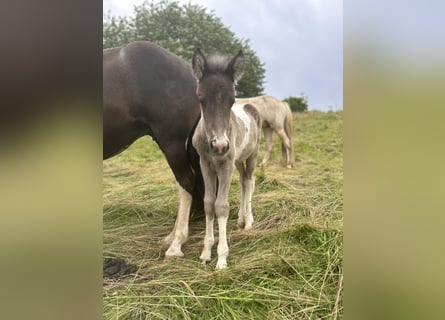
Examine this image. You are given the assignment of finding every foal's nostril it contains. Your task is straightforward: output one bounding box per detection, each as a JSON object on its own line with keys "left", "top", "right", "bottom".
{"left": 210, "top": 137, "right": 229, "bottom": 154}
{"left": 210, "top": 138, "right": 216, "bottom": 149}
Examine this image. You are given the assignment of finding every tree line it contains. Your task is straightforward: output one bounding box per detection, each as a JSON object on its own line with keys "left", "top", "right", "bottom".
{"left": 104, "top": 0, "right": 308, "bottom": 110}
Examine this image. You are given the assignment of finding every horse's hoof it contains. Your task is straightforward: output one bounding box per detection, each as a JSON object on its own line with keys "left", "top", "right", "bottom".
{"left": 200, "top": 252, "right": 211, "bottom": 264}
{"left": 286, "top": 164, "right": 292, "bottom": 169}
{"left": 215, "top": 260, "right": 227, "bottom": 270}
{"left": 244, "top": 215, "right": 254, "bottom": 230}
{"left": 165, "top": 246, "right": 184, "bottom": 258}
{"left": 200, "top": 259, "right": 210, "bottom": 265}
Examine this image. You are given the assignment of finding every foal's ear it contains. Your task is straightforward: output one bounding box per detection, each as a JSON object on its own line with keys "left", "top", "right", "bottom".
{"left": 192, "top": 48, "right": 207, "bottom": 81}
{"left": 227, "top": 50, "right": 245, "bottom": 83}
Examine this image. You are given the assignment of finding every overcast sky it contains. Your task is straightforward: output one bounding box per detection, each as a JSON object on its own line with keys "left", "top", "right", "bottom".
{"left": 103, "top": 0, "right": 343, "bottom": 111}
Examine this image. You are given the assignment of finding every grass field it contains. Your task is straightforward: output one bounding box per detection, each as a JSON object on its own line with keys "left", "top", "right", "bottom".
{"left": 103, "top": 110, "right": 343, "bottom": 319}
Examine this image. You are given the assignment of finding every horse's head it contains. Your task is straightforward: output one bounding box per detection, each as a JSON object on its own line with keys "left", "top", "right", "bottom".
{"left": 192, "top": 48, "right": 245, "bottom": 155}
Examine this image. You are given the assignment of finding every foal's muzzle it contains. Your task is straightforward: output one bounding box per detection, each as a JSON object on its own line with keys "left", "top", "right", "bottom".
{"left": 210, "top": 136, "right": 230, "bottom": 155}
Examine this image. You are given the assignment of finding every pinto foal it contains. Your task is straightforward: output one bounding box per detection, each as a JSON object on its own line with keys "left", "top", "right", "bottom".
{"left": 191, "top": 49, "right": 261, "bottom": 269}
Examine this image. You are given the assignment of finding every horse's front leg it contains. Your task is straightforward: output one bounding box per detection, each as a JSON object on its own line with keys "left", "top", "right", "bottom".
{"left": 163, "top": 144, "right": 196, "bottom": 258}
{"left": 200, "top": 161, "right": 217, "bottom": 264}
{"left": 164, "top": 185, "right": 192, "bottom": 258}
{"left": 215, "top": 165, "right": 234, "bottom": 270}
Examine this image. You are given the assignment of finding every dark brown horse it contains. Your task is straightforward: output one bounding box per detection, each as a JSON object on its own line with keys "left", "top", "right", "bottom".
{"left": 103, "top": 41, "right": 203, "bottom": 258}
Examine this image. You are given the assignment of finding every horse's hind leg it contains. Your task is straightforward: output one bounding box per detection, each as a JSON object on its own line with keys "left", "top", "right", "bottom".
{"left": 261, "top": 126, "right": 273, "bottom": 166}
{"left": 235, "top": 163, "right": 247, "bottom": 229}
{"left": 276, "top": 128, "right": 292, "bottom": 168}
{"left": 243, "top": 155, "right": 257, "bottom": 230}
{"left": 281, "top": 142, "right": 287, "bottom": 164}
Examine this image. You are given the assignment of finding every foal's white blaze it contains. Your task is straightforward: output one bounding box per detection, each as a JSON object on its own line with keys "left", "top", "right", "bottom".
{"left": 165, "top": 185, "right": 192, "bottom": 258}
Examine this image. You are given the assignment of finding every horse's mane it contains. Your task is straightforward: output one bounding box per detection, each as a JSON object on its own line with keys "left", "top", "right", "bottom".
{"left": 205, "top": 55, "right": 230, "bottom": 74}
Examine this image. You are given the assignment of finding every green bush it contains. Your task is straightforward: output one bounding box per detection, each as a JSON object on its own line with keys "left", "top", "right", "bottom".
{"left": 283, "top": 95, "right": 309, "bottom": 112}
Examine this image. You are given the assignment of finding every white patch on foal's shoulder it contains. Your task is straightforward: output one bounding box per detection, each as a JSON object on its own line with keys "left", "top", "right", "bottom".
{"left": 232, "top": 104, "right": 251, "bottom": 128}
{"left": 231, "top": 104, "right": 251, "bottom": 156}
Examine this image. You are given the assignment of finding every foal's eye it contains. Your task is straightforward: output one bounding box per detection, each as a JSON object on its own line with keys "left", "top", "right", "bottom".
{"left": 199, "top": 99, "right": 206, "bottom": 108}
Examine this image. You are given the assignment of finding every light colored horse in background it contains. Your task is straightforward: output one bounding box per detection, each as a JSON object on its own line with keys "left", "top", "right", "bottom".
{"left": 192, "top": 48, "right": 261, "bottom": 270}
{"left": 236, "top": 95, "right": 294, "bottom": 168}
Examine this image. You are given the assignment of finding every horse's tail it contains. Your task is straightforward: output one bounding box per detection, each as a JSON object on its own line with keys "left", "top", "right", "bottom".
{"left": 186, "top": 113, "right": 205, "bottom": 219}
{"left": 282, "top": 102, "right": 294, "bottom": 166}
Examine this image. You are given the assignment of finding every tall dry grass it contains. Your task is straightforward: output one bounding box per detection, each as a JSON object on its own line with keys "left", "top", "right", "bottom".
{"left": 103, "top": 110, "right": 343, "bottom": 319}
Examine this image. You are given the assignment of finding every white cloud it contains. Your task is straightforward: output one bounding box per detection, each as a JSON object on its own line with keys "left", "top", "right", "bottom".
{"left": 103, "top": 0, "right": 145, "bottom": 17}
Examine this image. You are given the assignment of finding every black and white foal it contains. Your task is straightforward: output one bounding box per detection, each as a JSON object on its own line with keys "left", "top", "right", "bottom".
{"left": 191, "top": 49, "right": 261, "bottom": 269}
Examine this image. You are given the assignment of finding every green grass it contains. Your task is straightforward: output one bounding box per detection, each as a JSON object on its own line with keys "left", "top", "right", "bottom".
{"left": 103, "top": 110, "right": 343, "bottom": 319}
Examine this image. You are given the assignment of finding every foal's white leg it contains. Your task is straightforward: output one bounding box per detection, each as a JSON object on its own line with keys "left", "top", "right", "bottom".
{"left": 214, "top": 169, "right": 232, "bottom": 270}
{"left": 216, "top": 214, "right": 229, "bottom": 270}
{"left": 200, "top": 163, "right": 217, "bottom": 263}
{"left": 235, "top": 163, "right": 247, "bottom": 228}
{"left": 164, "top": 185, "right": 192, "bottom": 258}
{"left": 244, "top": 177, "right": 255, "bottom": 230}
{"left": 200, "top": 209, "right": 215, "bottom": 263}
{"left": 262, "top": 127, "right": 274, "bottom": 166}
{"left": 244, "top": 156, "right": 257, "bottom": 230}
